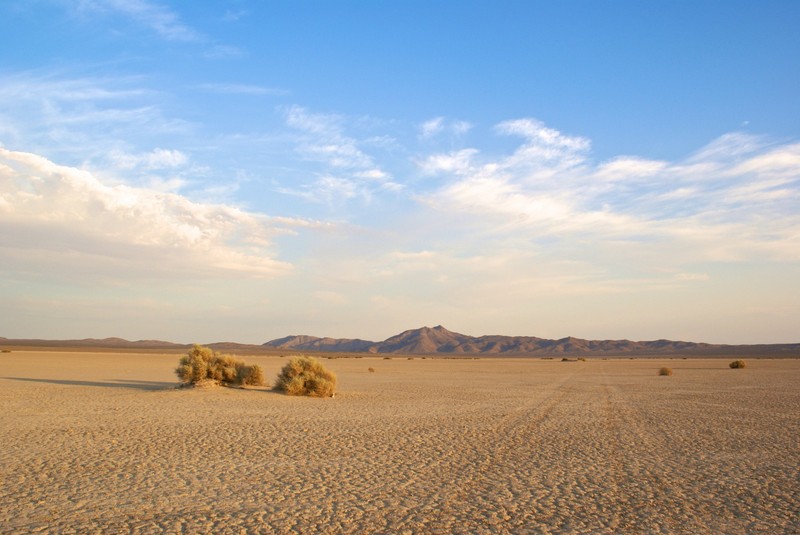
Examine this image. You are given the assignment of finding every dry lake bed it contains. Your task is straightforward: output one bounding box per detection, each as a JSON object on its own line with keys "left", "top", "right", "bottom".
{"left": 1, "top": 351, "right": 798, "bottom": 534}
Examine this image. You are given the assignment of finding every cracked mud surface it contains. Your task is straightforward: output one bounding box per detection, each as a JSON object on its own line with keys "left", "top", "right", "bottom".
{"left": 1, "top": 353, "right": 798, "bottom": 534}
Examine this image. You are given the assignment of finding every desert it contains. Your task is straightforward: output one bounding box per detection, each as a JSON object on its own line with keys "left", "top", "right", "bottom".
{"left": 1, "top": 350, "right": 798, "bottom": 534}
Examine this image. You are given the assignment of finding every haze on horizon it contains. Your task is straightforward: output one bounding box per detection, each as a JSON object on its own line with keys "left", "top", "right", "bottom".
{"left": 1, "top": 1, "right": 798, "bottom": 345}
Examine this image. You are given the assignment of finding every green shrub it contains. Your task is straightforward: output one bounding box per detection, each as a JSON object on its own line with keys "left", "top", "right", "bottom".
{"left": 274, "top": 356, "right": 337, "bottom": 397}
{"left": 729, "top": 359, "right": 746, "bottom": 369}
{"left": 659, "top": 367, "right": 673, "bottom": 376}
{"left": 175, "top": 344, "right": 265, "bottom": 387}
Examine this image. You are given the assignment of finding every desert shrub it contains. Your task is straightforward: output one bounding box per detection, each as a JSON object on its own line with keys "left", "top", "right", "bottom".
{"left": 729, "top": 359, "right": 746, "bottom": 369}
{"left": 274, "top": 356, "right": 337, "bottom": 397}
{"left": 176, "top": 344, "right": 213, "bottom": 384}
{"left": 578, "top": 357, "right": 587, "bottom": 362}
{"left": 561, "top": 357, "right": 571, "bottom": 362}
{"left": 175, "top": 344, "right": 265, "bottom": 387}
{"left": 659, "top": 367, "right": 673, "bottom": 376}
{"left": 368, "top": 367, "right": 376, "bottom": 373}
{"left": 237, "top": 364, "right": 265, "bottom": 386}
{"left": 207, "top": 354, "right": 242, "bottom": 383}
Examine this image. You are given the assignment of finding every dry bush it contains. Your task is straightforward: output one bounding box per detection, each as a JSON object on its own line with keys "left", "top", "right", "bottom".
{"left": 237, "top": 364, "right": 265, "bottom": 386}
{"left": 659, "top": 367, "right": 673, "bottom": 376}
{"left": 176, "top": 344, "right": 213, "bottom": 384}
{"left": 274, "top": 356, "right": 337, "bottom": 397}
{"left": 368, "top": 367, "right": 376, "bottom": 373}
{"left": 729, "top": 359, "right": 747, "bottom": 369}
{"left": 175, "top": 344, "right": 265, "bottom": 387}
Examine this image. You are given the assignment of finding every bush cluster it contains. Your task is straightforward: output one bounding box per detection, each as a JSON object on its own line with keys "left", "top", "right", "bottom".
{"left": 274, "top": 356, "right": 337, "bottom": 397}
{"left": 729, "top": 359, "right": 746, "bottom": 369}
{"left": 175, "top": 344, "right": 265, "bottom": 387}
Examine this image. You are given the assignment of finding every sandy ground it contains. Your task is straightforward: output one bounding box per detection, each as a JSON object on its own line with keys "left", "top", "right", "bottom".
{"left": 0, "top": 352, "right": 798, "bottom": 534}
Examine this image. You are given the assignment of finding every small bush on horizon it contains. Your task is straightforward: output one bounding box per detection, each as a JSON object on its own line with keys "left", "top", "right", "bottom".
{"left": 274, "top": 356, "right": 337, "bottom": 397}
{"left": 659, "top": 367, "right": 673, "bottom": 376}
{"left": 368, "top": 367, "right": 376, "bottom": 373}
{"left": 175, "top": 344, "right": 265, "bottom": 387}
{"left": 729, "top": 359, "right": 746, "bottom": 369}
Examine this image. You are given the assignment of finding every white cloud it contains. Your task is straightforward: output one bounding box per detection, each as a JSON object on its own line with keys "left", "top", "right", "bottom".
{"left": 282, "top": 106, "right": 400, "bottom": 203}
{"left": 420, "top": 117, "right": 444, "bottom": 138}
{"left": 727, "top": 143, "right": 800, "bottom": 177}
{"left": 0, "top": 72, "right": 191, "bottom": 156}
{"left": 496, "top": 118, "right": 590, "bottom": 152}
{"left": 688, "top": 132, "right": 763, "bottom": 163}
{"left": 0, "top": 148, "right": 315, "bottom": 280}
{"left": 109, "top": 148, "right": 188, "bottom": 170}
{"left": 419, "top": 119, "right": 800, "bottom": 265}
{"left": 418, "top": 148, "right": 479, "bottom": 175}
{"left": 594, "top": 156, "right": 668, "bottom": 181}
{"left": 76, "top": 0, "right": 202, "bottom": 42}
{"left": 419, "top": 117, "right": 473, "bottom": 139}
{"left": 285, "top": 106, "right": 372, "bottom": 168}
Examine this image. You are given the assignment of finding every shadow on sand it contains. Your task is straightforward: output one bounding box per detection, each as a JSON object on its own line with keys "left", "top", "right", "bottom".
{"left": 1, "top": 377, "right": 175, "bottom": 391}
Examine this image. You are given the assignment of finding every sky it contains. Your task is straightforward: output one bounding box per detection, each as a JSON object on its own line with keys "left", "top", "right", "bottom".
{"left": 1, "top": 1, "right": 798, "bottom": 345}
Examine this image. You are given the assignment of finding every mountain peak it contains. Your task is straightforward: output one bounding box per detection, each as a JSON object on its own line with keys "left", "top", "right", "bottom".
{"left": 259, "top": 327, "right": 800, "bottom": 356}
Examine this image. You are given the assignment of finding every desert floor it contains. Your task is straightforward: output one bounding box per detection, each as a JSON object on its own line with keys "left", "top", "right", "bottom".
{"left": 0, "top": 352, "right": 798, "bottom": 534}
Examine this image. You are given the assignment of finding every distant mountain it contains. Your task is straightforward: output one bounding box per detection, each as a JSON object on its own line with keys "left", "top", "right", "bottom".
{"left": 263, "top": 325, "right": 800, "bottom": 356}
{"left": 0, "top": 337, "right": 276, "bottom": 354}
{"left": 2, "top": 327, "right": 798, "bottom": 356}
{"left": 265, "top": 335, "right": 375, "bottom": 353}
{"left": 0, "top": 337, "right": 186, "bottom": 349}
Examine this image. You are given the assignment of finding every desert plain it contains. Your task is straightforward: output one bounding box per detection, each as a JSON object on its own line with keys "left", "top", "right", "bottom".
{"left": 0, "top": 350, "right": 798, "bottom": 534}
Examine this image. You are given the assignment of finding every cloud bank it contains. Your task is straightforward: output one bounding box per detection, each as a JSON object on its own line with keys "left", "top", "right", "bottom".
{"left": 0, "top": 148, "right": 311, "bottom": 281}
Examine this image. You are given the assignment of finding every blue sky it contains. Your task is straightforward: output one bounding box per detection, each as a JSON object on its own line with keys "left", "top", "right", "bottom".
{"left": 1, "top": 1, "right": 798, "bottom": 344}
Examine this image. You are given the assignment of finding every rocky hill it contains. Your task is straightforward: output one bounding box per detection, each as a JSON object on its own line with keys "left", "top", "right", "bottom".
{"left": 262, "top": 325, "right": 800, "bottom": 356}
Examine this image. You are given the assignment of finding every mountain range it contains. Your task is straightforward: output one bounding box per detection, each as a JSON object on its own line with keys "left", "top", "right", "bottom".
{"left": 262, "top": 325, "right": 798, "bottom": 356}
{"left": 2, "top": 326, "right": 798, "bottom": 356}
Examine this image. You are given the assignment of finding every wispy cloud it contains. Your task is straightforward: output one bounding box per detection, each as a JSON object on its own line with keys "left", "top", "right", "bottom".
{"left": 0, "top": 71, "right": 189, "bottom": 150}
{"left": 65, "top": 0, "right": 245, "bottom": 58}
{"left": 197, "top": 83, "right": 288, "bottom": 96}
{"left": 222, "top": 9, "right": 249, "bottom": 23}
{"left": 419, "top": 120, "right": 800, "bottom": 267}
{"left": 108, "top": 147, "right": 188, "bottom": 170}
{"left": 281, "top": 105, "right": 402, "bottom": 204}
{"left": 76, "top": 0, "right": 202, "bottom": 42}
{"left": 419, "top": 116, "right": 472, "bottom": 139}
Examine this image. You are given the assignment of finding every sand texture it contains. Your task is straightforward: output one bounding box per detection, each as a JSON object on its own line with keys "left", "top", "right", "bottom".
{"left": 1, "top": 352, "right": 798, "bottom": 534}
